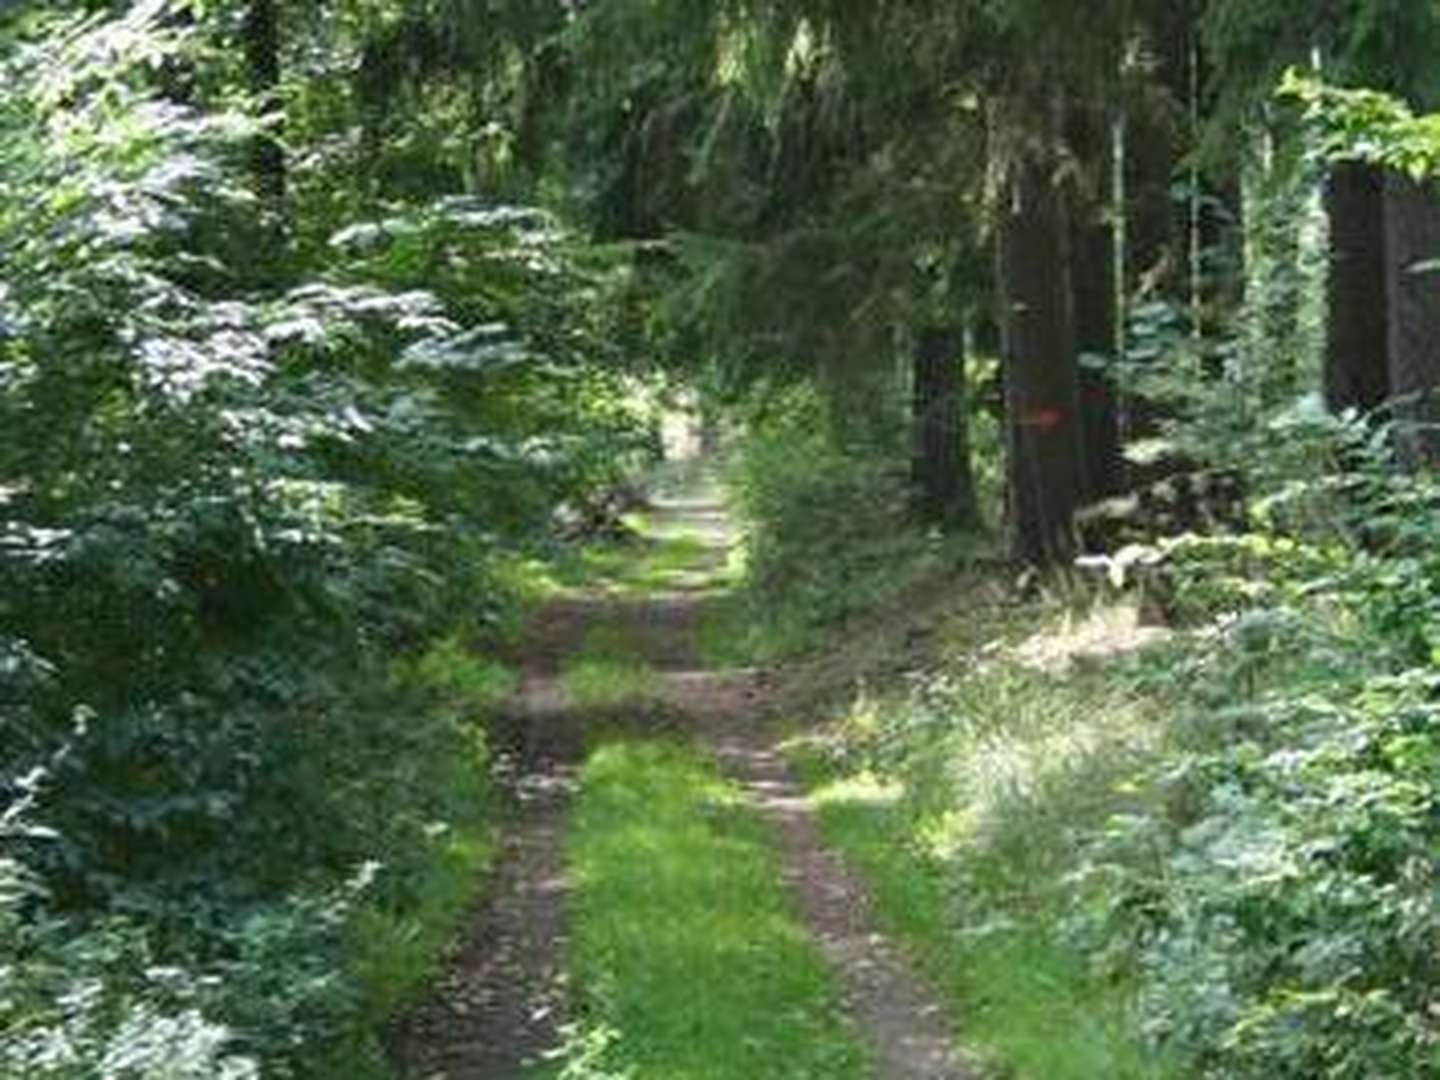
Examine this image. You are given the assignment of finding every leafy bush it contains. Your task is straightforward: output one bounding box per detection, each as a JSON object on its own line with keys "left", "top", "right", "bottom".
{"left": 808, "top": 387, "right": 1440, "bottom": 1076}
{"left": 1, "top": 772, "right": 257, "bottom": 1079}
{"left": 0, "top": 6, "right": 648, "bottom": 1073}
{"left": 729, "top": 389, "right": 939, "bottom": 657}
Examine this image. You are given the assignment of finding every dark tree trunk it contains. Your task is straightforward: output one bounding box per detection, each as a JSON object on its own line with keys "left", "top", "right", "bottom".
{"left": 910, "top": 326, "right": 978, "bottom": 532}
{"left": 1326, "top": 161, "right": 1390, "bottom": 414}
{"left": 1199, "top": 169, "right": 1245, "bottom": 331}
{"left": 1124, "top": 104, "right": 1179, "bottom": 303}
{"left": 1129, "top": 0, "right": 1190, "bottom": 307}
{"left": 244, "top": 0, "right": 285, "bottom": 207}
{"left": 516, "top": 41, "right": 572, "bottom": 178}
{"left": 1073, "top": 221, "right": 1124, "bottom": 504}
{"left": 1001, "top": 116, "right": 1085, "bottom": 564}
{"left": 1385, "top": 172, "right": 1440, "bottom": 465}
{"left": 1068, "top": 102, "right": 1124, "bottom": 506}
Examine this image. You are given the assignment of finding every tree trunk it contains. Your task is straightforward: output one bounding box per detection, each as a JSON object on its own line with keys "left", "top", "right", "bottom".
{"left": 910, "top": 326, "right": 979, "bottom": 531}
{"left": 1326, "top": 161, "right": 1389, "bottom": 414}
{"left": 1199, "top": 169, "right": 1246, "bottom": 333}
{"left": 1069, "top": 107, "right": 1124, "bottom": 505}
{"left": 1385, "top": 172, "right": 1440, "bottom": 465}
{"left": 244, "top": 0, "right": 285, "bottom": 208}
{"left": 1073, "top": 224, "right": 1124, "bottom": 505}
{"left": 1001, "top": 118, "right": 1085, "bottom": 564}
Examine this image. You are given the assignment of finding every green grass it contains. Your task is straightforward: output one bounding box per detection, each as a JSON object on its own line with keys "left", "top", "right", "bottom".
{"left": 572, "top": 530, "right": 734, "bottom": 595}
{"left": 405, "top": 634, "right": 518, "bottom": 707}
{"left": 795, "top": 759, "right": 1164, "bottom": 1079}
{"left": 557, "top": 622, "right": 662, "bottom": 710}
{"left": 356, "top": 636, "right": 506, "bottom": 1036}
{"left": 784, "top": 600, "right": 1184, "bottom": 1080}
{"left": 695, "top": 591, "right": 758, "bottom": 669}
{"left": 550, "top": 740, "right": 868, "bottom": 1080}
{"left": 559, "top": 656, "right": 660, "bottom": 709}
{"left": 349, "top": 826, "right": 495, "bottom": 1025}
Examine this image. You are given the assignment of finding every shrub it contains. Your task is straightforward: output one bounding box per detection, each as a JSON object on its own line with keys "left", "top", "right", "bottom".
{"left": 729, "top": 389, "right": 938, "bottom": 657}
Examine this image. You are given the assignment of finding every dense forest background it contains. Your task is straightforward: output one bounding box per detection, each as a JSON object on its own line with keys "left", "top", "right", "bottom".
{"left": 4, "top": 0, "right": 1440, "bottom": 1076}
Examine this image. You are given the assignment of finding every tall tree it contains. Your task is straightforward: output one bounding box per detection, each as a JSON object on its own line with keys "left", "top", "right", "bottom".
{"left": 1070, "top": 104, "right": 1125, "bottom": 503}
{"left": 911, "top": 325, "right": 979, "bottom": 531}
{"left": 1204, "top": 0, "right": 1440, "bottom": 416}
{"left": 985, "top": 0, "right": 1134, "bottom": 560}
{"left": 1325, "top": 161, "right": 1389, "bottom": 413}
{"left": 1000, "top": 94, "right": 1086, "bottom": 563}
{"left": 1384, "top": 172, "right": 1440, "bottom": 464}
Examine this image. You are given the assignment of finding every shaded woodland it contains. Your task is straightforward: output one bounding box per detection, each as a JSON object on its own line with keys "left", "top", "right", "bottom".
{"left": 4, "top": 1, "right": 1440, "bottom": 1077}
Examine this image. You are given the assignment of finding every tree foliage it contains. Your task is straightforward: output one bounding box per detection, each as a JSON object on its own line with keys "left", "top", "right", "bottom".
{"left": 1, "top": 2, "right": 652, "bottom": 1073}
{"left": 6, "top": 0, "right": 1440, "bottom": 1073}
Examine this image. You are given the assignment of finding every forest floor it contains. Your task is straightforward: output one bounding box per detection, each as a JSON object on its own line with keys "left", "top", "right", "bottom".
{"left": 391, "top": 463, "right": 978, "bottom": 1079}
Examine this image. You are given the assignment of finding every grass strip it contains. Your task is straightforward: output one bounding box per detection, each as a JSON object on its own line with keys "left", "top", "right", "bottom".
{"left": 559, "top": 656, "right": 660, "bottom": 709}
{"left": 791, "top": 740, "right": 1173, "bottom": 1080}
{"left": 553, "top": 739, "right": 868, "bottom": 1080}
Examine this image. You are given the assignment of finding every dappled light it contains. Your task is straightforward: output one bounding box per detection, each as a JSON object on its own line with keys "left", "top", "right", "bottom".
{"left": 5, "top": 2, "right": 1440, "bottom": 1078}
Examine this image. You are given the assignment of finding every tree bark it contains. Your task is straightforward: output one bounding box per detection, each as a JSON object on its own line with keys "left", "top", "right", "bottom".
{"left": 1073, "top": 220, "right": 1124, "bottom": 504}
{"left": 1068, "top": 102, "right": 1125, "bottom": 506}
{"left": 1385, "top": 172, "right": 1440, "bottom": 465}
{"left": 1326, "top": 161, "right": 1389, "bottom": 414}
{"left": 244, "top": 0, "right": 285, "bottom": 208}
{"left": 1001, "top": 117, "right": 1085, "bottom": 564}
{"left": 910, "top": 326, "right": 978, "bottom": 531}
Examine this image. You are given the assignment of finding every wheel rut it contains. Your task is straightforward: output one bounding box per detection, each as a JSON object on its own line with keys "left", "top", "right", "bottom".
{"left": 389, "top": 689, "right": 580, "bottom": 1080}
{"left": 394, "top": 477, "right": 977, "bottom": 1080}
{"left": 706, "top": 709, "right": 979, "bottom": 1080}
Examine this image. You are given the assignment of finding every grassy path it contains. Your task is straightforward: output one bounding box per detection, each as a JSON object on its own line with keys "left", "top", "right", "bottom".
{"left": 561, "top": 739, "right": 867, "bottom": 1079}
{"left": 395, "top": 465, "right": 975, "bottom": 1079}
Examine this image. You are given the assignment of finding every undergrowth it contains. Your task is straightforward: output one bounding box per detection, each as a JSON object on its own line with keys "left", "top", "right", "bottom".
{"left": 727, "top": 389, "right": 954, "bottom": 660}
{"left": 761, "top": 407, "right": 1440, "bottom": 1078}
{"left": 789, "top": 599, "right": 1181, "bottom": 1079}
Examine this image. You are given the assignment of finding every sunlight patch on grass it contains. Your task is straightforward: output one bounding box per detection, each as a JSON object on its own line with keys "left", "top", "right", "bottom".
{"left": 588, "top": 531, "right": 734, "bottom": 594}
{"left": 785, "top": 605, "right": 1183, "bottom": 1079}
{"left": 550, "top": 740, "right": 867, "bottom": 1080}
{"left": 810, "top": 770, "right": 903, "bottom": 810}
{"left": 559, "top": 657, "right": 659, "bottom": 710}
{"left": 797, "top": 743, "right": 1172, "bottom": 1080}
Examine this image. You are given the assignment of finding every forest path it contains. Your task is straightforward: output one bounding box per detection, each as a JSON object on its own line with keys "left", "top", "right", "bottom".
{"left": 393, "top": 462, "right": 977, "bottom": 1080}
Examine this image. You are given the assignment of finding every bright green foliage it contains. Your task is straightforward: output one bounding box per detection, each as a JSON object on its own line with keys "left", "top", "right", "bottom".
{"left": 1286, "top": 68, "right": 1440, "bottom": 176}
{"left": 557, "top": 740, "right": 868, "bottom": 1080}
{"left": 727, "top": 389, "right": 952, "bottom": 657}
{"left": 0, "top": 3, "right": 653, "bottom": 1074}
{"left": 787, "top": 376, "right": 1440, "bottom": 1077}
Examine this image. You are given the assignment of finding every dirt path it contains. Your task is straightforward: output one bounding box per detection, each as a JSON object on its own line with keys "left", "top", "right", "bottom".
{"left": 389, "top": 683, "right": 582, "bottom": 1079}
{"left": 706, "top": 717, "right": 978, "bottom": 1079}
{"left": 640, "top": 485, "right": 978, "bottom": 1080}
{"left": 394, "top": 472, "right": 977, "bottom": 1079}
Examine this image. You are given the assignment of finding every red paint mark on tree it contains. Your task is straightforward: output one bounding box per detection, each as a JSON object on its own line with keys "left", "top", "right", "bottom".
{"left": 1018, "top": 406, "right": 1067, "bottom": 430}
